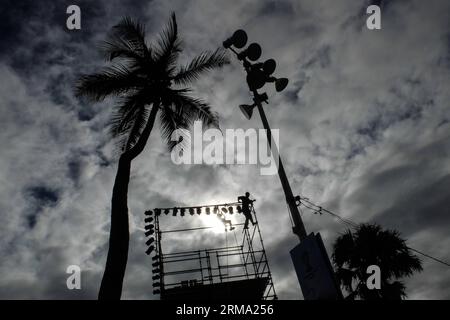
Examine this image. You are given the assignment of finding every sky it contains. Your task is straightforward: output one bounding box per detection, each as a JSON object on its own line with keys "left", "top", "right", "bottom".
{"left": 0, "top": 0, "right": 449, "bottom": 299}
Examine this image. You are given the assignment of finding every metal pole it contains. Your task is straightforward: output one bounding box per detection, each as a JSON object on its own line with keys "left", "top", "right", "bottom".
{"left": 227, "top": 42, "right": 308, "bottom": 241}
{"left": 252, "top": 92, "right": 307, "bottom": 241}
{"left": 224, "top": 31, "right": 340, "bottom": 299}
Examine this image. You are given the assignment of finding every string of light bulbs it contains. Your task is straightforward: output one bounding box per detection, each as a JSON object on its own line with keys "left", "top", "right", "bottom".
{"left": 149, "top": 201, "right": 245, "bottom": 217}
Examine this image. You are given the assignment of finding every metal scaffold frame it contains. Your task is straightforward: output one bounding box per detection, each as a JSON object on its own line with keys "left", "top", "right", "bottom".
{"left": 144, "top": 202, "right": 277, "bottom": 300}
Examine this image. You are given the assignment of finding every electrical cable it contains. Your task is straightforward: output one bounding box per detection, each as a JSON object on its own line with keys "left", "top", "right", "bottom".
{"left": 297, "top": 195, "right": 450, "bottom": 268}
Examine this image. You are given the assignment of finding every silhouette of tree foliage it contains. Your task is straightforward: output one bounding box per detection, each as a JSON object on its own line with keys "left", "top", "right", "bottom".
{"left": 76, "top": 13, "right": 228, "bottom": 300}
{"left": 332, "top": 224, "right": 422, "bottom": 300}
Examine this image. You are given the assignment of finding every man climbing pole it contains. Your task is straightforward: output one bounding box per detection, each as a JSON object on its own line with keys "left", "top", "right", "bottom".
{"left": 238, "top": 192, "right": 256, "bottom": 229}
{"left": 217, "top": 212, "right": 235, "bottom": 232}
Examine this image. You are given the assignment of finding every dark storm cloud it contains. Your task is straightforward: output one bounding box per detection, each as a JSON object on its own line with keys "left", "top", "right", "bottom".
{"left": 363, "top": 132, "right": 450, "bottom": 236}
{"left": 24, "top": 185, "right": 60, "bottom": 228}
{"left": 26, "top": 185, "right": 59, "bottom": 205}
{"left": 258, "top": 1, "right": 295, "bottom": 17}
{"left": 0, "top": 0, "right": 449, "bottom": 300}
{"left": 375, "top": 174, "right": 450, "bottom": 232}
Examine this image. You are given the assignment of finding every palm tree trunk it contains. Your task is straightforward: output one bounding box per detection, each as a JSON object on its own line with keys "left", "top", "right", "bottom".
{"left": 98, "top": 155, "right": 131, "bottom": 300}
{"left": 98, "top": 102, "right": 159, "bottom": 300}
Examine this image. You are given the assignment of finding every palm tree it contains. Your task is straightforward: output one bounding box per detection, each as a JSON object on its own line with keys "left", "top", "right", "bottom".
{"left": 332, "top": 224, "right": 422, "bottom": 300}
{"left": 76, "top": 13, "right": 228, "bottom": 300}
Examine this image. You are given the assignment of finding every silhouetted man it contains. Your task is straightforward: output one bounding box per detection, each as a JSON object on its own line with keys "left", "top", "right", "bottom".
{"left": 238, "top": 192, "right": 256, "bottom": 229}
{"left": 217, "top": 212, "right": 235, "bottom": 232}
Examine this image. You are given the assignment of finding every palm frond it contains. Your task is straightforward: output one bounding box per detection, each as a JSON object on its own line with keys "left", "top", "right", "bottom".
{"left": 335, "top": 267, "right": 357, "bottom": 292}
{"left": 154, "top": 12, "right": 181, "bottom": 75}
{"left": 169, "top": 90, "right": 219, "bottom": 128}
{"left": 159, "top": 104, "right": 191, "bottom": 151}
{"left": 173, "top": 48, "right": 229, "bottom": 86}
{"left": 76, "top": 64, "right": 143, "bottom": 101}
{"left": 109, "top": 90, "right": 154, "bottom": 154}
{"left": 113, "top": 17, "right": 146, "bottom": 47}
{"left": 382, "top": 281, "right": 406, "bottom": 300}
{"left": 124, "top": 105, "right": 152, "bottom": 151}
{"left": 109, "top": 92, "right": 145, "bottom": 137}
{"left": 332, "top": 224, "right": 423, "bottom": 300}
{"left": 332, "top": 230, "right": 355, "bottom": 268}
{"left": 158, "top": 89, "right": 218, "bottom": 151}
{"left": 101, "top": 17, "right": 150, "bottom": 64}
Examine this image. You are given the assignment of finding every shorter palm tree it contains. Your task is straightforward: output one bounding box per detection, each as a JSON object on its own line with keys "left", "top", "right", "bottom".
{"left": 332, "top": 224, "right": 422, "bottom": 300}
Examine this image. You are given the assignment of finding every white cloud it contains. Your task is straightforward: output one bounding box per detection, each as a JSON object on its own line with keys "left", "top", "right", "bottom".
{"left": 0, "top": 0, "right": 449, "bottom": 299}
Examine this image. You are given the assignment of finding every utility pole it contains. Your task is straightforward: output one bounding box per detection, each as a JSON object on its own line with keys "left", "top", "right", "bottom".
{"left": 223, "top": 30, "right": 307, "bottom": 241}
{"left": 253, "top": 91, "right": 307, "bottom": 241}
{"left": 223, "top": 29, "right": 343, "bottom": 300}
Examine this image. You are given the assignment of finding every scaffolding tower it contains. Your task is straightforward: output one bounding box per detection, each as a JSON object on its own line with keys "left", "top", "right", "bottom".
{"left": 143, "top": 200, "right": 277, "bottom": 300}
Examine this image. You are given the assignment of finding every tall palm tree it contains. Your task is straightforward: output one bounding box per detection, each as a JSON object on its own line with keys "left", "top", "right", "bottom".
{"left": 76, "top": 13, "right": 228, "bottom": 300}
{"left": 332, "top": 224, "right": 422, "bottom": 300}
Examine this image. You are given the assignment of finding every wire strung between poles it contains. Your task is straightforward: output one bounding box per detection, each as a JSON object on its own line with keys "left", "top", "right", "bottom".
{"left": 297, "top": 195, "right": 450, "bottom": 268}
